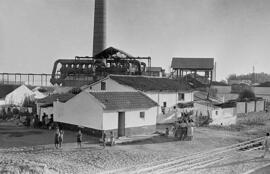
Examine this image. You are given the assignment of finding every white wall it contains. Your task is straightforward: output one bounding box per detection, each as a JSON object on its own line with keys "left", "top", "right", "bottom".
{"left": 5, "top": 85, "right": 34, "bottom": 106}
{"left": 102, "top": 107, "right": 157, "bottom": 130}
{"left": 211, "top": 107, "right": 237, "bottom": 125}
{"left": 86, "top": 78, "right": 136, "bottom": 92}
{"left": 193, "top": 102, "right": 214, "bottom": 116}
{"left": 236, "top": 102, "right": 246, "bottom": 114}
{"left": 54, "top": 92, "right": 103, "bottom": 130}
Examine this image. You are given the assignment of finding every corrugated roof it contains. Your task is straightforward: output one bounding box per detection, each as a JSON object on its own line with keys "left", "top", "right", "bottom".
{"left": 110, "top": 75, "right": 191, "bottom": 92}
{"left": 37, "top": 93, "right": 75, "bottom": 104}
{"left": 171, "top": 58, "right": 214, "bottom": 69}
{"left": 90, "top": 91, "right": 158, "bottom": 111}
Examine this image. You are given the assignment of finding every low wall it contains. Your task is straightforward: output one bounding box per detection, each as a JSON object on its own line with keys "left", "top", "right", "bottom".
{"left": 237, "top": 100, "right": 265, "bottom": 114}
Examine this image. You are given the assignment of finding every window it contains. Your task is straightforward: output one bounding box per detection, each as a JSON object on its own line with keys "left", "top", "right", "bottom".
{"left": 163, "top": 102, "right": 167, "bottom": 107}
{"left": 101, "top": 81, "right": 106, "bottom": 90}
{"left": 140, "top": 112, "right": 145, "bottom": 119}
{"left": 178, "top": 93, "right": 185, "bottom": 101}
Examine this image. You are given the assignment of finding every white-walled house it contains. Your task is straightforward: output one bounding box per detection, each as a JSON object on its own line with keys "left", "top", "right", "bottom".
{"left": 83, "top": 75, "right": 194, "bottom": 115}
{"left": 5, "top": 84, "right": 35, "bottom": 106}
{"left": 53, "top": 91, "right": 158, "bottom": 137}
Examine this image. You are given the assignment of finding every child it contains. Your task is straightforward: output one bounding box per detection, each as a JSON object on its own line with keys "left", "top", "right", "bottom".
{"left": 261, "top": 133, "right": 270, "bottom": 158}
{"left": 77, "top": 130, "right": 82, "bottom": 148}
{"left": 59, "top": 130, "right": 64, "bottom": 148}
{"left": 165, "top": 127, "right": 169, "bottom": 137}
{"left": 110, "top": 131, "right": 115, "bottom": 146}
{"left": 54, "top": 128, "right": 60, "bottom": 149}
{"left": 187, "top": 120, "right": 194, "bottom": 141}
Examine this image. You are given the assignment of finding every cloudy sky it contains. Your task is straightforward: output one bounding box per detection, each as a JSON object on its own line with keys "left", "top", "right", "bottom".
{"left": 1, "top": 0, "right": 270, "bottom": 80}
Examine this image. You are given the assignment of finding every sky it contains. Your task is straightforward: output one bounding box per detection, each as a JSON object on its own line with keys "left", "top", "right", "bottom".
{"left": 1, "top": 0, "right": 270, "bottom": 81}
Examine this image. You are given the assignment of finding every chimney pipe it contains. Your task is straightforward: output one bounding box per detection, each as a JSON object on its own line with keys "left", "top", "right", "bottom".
{"left": 93, "top": 0, "right": 106, "bottom": 56}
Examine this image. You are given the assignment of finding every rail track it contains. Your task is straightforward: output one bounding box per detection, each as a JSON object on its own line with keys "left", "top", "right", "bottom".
{"left": 103, "top": 137, "right": 264, "bottom": 174}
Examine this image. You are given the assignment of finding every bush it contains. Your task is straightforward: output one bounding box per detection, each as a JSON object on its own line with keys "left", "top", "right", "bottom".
{"left": 238, "top": 89, "right": 256, "bottom": 101}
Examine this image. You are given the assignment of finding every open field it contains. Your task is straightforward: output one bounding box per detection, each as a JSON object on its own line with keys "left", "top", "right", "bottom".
{"left": 1, "top": 113, "right": 270, "bottom": 174}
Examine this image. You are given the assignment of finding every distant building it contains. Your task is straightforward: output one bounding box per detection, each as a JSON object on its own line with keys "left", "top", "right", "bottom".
{"left": 5, "top": 85, "right": 35, "bottom": 106}
{"left": 210, "top": 81, "right": 232, "bottom": 96}
{"left": 228, "top": 79, "right": 252, "bottom": 85}
{"left": 145, "top": 67, "right": 165, "bottom": 77}
{"left": 171, "top": 57, "right": 214, "bottom": 82}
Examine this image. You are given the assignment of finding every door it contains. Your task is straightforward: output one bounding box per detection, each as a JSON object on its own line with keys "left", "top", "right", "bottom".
{"left": 118, "top": 112, "right": 125, "bottom": 137}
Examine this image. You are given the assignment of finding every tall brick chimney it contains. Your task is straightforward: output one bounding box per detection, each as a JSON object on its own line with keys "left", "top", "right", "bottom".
{"left": 92, "top": 0, "right": 106, "bottom": 56}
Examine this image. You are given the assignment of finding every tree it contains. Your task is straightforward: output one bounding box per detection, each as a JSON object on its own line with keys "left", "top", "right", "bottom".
{"left": 238, "top": 89, "right": 256, "bottom": 101}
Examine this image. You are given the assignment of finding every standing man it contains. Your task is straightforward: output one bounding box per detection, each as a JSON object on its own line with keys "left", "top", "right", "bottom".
{"left": 54, "top": 128, "right": 60, "bottom": 149}
{"left": 77, "top": 130, "right": 82, "bottom": 148}
{"left": 261, "top": 133, "right": 270, "bottom": 158}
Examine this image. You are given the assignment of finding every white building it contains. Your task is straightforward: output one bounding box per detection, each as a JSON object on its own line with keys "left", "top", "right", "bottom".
{"left": 53, "top": 91, "right": 158, "bottom": 137}
{"left": 210, "top": 103, "right": 237, "bottom": 126}
{"left": 5, "top": 84, "right": 35, "bottom": 106}
{"left": 83, "top": 75, "right": 194, "bottom": 115}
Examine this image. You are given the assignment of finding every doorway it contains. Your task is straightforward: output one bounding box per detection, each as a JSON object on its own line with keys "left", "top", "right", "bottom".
{"left": 118, "top": 112, "right": 125, "bottom": 137}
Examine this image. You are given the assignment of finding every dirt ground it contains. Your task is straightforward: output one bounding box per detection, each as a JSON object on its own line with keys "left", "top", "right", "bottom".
{"left": 1, "top": 114, "right": 270, "bottom": 174}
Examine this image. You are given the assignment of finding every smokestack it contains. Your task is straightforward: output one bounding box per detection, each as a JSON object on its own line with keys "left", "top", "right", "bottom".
{"left": 93, "top": 0, "right": 106, "bottom": 56}
{"left": 213, "top": 62, "right": 217, "bottom": 81}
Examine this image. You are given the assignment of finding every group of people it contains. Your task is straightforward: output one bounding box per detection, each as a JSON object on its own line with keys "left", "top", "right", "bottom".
{"left": 54, "top": 128, "right": 82, "bottom": 149}
{"left": 171, "top": 113, "right": 195, "bottom": 141}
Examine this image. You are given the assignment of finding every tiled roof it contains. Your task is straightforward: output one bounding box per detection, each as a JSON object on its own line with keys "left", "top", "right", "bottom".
{"left": 90, "top": 92, "right": 158, "bottom": 111}
{"left": 37, "top": 93, "right": 75, "bottom": 104}
{"left": 110, "top": 75, "right": 191, "bottom": 92}
{"left": 171, "top": 58, "right": 214, "bottom": 69}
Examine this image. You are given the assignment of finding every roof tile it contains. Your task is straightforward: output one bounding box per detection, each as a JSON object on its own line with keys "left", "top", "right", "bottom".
{"left": 90, "top": 91, "right": 158, "bottom": 111}
{"left": 171, "top": 58, "right": 214, "bottom": 69}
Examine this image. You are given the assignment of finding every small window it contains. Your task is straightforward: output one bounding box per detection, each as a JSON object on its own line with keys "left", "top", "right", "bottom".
{"left": 178, "top": 93, "right": 185, "bottom": 101}
{"left": 163, "top": 102, "right": 167, "bottom": 107}
{"left": 101, "top": 81, "right": 106, "bottom": 90}
{"left": 140, "top": 112, "right": 145, "bottom": 119}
